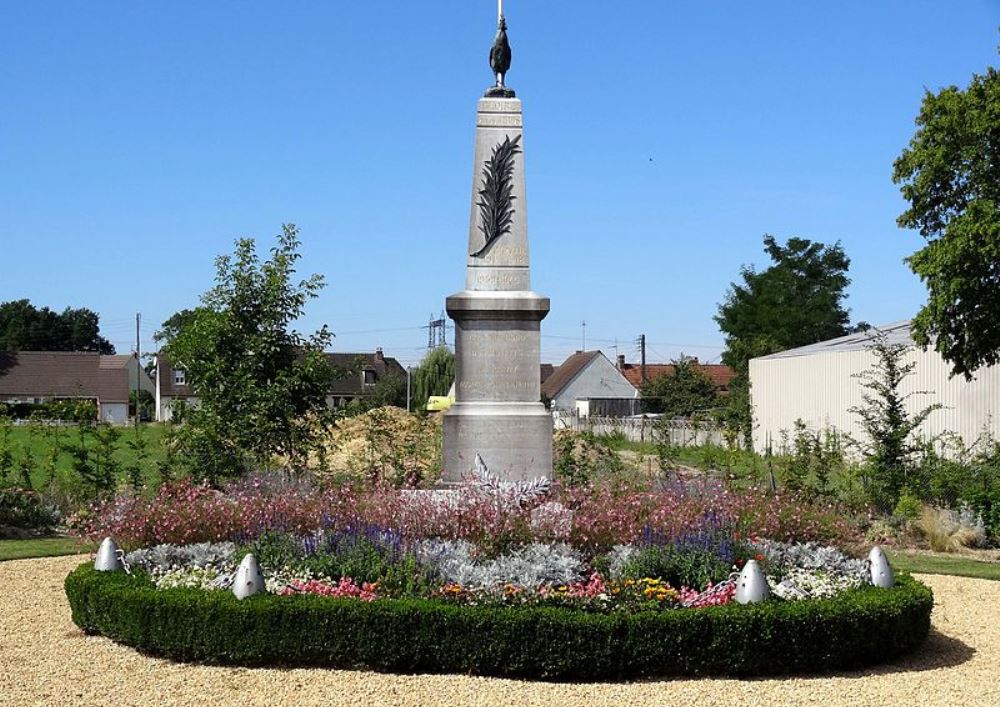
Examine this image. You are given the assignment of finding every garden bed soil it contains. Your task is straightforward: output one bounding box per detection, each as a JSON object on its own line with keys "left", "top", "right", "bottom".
{"left": 2, "top": 555, "right": 997, "bottom": 705}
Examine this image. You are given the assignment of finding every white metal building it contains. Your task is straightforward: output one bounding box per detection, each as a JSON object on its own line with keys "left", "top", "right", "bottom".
{"left": 749, "top": 321, "right": 1000, "bottom": 457}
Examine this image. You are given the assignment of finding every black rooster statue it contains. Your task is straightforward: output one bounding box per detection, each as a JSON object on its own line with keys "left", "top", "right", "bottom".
{"left": 485, "top": 16, "right": 515, "bottom": 98}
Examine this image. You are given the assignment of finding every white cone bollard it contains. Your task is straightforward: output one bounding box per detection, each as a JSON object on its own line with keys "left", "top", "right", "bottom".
{"left": 735, "top": 559, "right": 770, "bottom": 604}
{"left": 869, "top": 546, "right": 894, "bottom": 588}
{"left": 94, "top": 537, "right": 123, "bottom": 572}
{"left": 233, "top": 553, "right": 265, "bottom": 600}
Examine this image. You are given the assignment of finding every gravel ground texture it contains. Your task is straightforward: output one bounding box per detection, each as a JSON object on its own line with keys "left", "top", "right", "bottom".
{"left": 1, "top": 555, "right": 997, "bottom": 707}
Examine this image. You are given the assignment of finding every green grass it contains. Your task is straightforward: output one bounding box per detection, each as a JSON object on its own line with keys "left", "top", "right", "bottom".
{"left": 0, "top": 537, "right": 93, "bottom": 562}
{"left": 889, "top": 551, "right": 1000, "bottom": 581}
{"left": 2, "top": 422, "right": 169, "bottom": 490}
{"left": 591, "top": 433, "right": 765, "bottom": 481}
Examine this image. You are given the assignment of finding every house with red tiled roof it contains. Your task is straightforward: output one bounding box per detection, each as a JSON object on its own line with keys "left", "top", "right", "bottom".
{"left": 614, "top": 355, "right": 735, "bottom": 395}
{"left": 0, "top": 351, "right": 149, "bottom": 423}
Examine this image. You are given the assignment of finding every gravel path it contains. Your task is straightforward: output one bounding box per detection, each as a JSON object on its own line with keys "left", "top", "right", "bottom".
{"left": 1, "top": 555, "right": 997, "bottom": 707}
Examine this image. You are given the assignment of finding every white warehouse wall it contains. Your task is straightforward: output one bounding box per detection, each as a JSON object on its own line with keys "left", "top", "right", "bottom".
{"left": 750, "top": 346, "right": 1000, "bottom": 458}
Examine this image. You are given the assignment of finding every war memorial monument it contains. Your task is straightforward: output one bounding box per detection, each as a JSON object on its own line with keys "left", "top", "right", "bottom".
{"left": 442, "top": 4, "right": 553, "bottom": 484}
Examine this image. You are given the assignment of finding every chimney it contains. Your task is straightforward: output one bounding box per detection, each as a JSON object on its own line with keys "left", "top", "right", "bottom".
{"left": 616, "top": 354, "right": 626, "bottom": 370}
{"left": 375, "top": 347, "right": 384, "bottom": 362}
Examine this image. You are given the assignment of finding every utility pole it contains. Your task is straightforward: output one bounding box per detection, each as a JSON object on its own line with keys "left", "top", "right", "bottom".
{"left": 581, "top": 320, "right": 587, "bottom": 351}
{"left": 406, "top": 366, "right": 412, "bottom": 413}
{"left": 639, "top": 333, "right": 647, "bottom": 384}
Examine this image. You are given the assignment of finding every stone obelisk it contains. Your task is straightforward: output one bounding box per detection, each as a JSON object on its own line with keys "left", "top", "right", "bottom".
{"left": 441, "top": 11, "right": 552, "bottom": 483}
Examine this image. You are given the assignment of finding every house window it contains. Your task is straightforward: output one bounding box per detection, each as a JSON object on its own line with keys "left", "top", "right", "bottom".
{"left": 362, "top": 370, "right": 377, "bottom": 386}
{"left": 174, "top": 369, "right": 187, "bottom": 386}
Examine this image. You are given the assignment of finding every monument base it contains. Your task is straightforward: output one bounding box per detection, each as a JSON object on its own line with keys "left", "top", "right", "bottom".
{"left": 441, "top": 401, "right": 552, "bottom": 484}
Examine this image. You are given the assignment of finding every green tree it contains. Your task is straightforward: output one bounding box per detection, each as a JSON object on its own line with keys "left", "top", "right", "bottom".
{"left": 411, "top": 347, "right": 454, "bottom": 412}
{"left": 715, "top": 235, "right": 852, "bottom": 441}
{"left": 640, "top": 357, "right": 718, "bottom": 418}
{"left": 372, "top": 372, "right": 407, "bottom": 409}
{"left": 849, "top": 329, "right": 942, "bottom": 511}
{"left": 0, "top": 299, "right": 114, "bottom": 353}
{"left": 0, "top": 415, "right": 14, "bottom": 484}
{"left": 153, "top": 308, "right": 207, "bottom": 348}
{"left": 893, "top": 63, "right": 1000, "bottom": 378}
{"left": 62, "top": 423, "right": 117, "bottom": 499}
{"left": 123, "top": 426, "right": 150, "bottom": 490}
{"left": 165, "top": 224, "right": 335, "bottom": 481}
{"left": 344, "top": 372, "right": 408, "bottom": 415}
{"left": 90, "top": 424, "right": 121, "bottom": 496}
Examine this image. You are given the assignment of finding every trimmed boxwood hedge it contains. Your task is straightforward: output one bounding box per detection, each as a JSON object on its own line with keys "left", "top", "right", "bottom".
{"left": 65, "top": 564, "right": 933, "bottom": 680}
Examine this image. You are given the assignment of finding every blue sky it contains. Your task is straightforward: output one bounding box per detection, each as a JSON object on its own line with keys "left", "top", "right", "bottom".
{"left": 1, "top": 1, "right": 997, "bottom": 367}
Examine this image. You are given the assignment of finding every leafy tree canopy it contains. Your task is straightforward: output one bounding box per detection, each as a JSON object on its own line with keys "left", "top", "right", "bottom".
{"left": 640, "top": 356, "right": 719, "bottom": 418}
{"left": 154, "top": 308, "right": 207, "bottom": 348}
{"left": 165, "top": 224, "right": 335, "bottom": 481}
{"left": 0, "top": 299, "right": 115, "bottom": 353}
{"left": 716, "top": 235, "right": 852, "bottom": 365}
{"left": 893, "top": 64, "right": 1000, "bottom": 378}
{"left": 411, "top": 347, "right": 454, "bottom": 413}
{"left": 715, "top": 235, "right": 852, "bottom": 437}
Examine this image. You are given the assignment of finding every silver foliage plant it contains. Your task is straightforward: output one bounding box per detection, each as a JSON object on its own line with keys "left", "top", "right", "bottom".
{"left": 606, "top": 544, "right": 636, "bottom": 580}
{"left": 124, "top": 542, "right": 237, "bottom": 575}
{"left": 415, "top": 539, "right": 584, "bottom": 588}
{"left": 752, "top": 539, "right": 869, "bottom": 581}
{"left": 475, "top": 453, "right": 552, "bottom": 509}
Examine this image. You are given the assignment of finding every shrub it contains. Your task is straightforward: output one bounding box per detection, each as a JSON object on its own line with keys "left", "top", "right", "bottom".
{"left": 0, "top": 488, "right": 59, "bottom": 534}
{"left": 893, "top": 494, "right": 924, "bottom": 522}
{"left": 553, "top": 431, "right": 625, "bottom": 486}
{"left": 65, "top": 564, "right": 933, "bottom": 679}
{"left": 962, "top": 488, "right": 1000, "bottom": 542}
{"left": 917, "top": 505, "right": 987, "bottom": 551}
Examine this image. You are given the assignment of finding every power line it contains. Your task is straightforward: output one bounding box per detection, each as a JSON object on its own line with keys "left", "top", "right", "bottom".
{"left": 334, "top": 326, "right": 425, "bottom": 336}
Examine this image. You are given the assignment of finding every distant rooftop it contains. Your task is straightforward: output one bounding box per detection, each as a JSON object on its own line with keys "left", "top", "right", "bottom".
{"left": 756, "top": 320, "right": 915, "bottom": 360}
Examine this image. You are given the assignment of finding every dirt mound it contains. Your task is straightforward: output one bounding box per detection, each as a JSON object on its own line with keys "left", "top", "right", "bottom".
{"left": 311, "top": 407, "right": 442, "bottom": 486}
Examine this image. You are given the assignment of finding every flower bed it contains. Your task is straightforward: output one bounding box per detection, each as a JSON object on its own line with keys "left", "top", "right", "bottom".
{"left": 71, "top": 477, "right": 856, "bottom": 552}
{"left": 65, "top": 563, "right": 932, "bottom": 679}
{"left": 67, "top": 476, "right": 930, "bottom": 677}
{"left": 114, "top": 529, "right": 873, "bottom": 610}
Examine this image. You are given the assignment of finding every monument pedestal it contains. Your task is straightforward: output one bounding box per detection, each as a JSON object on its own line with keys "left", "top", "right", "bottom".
{"left": 442, "top": 291, "right": 551, "bottom": 483}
